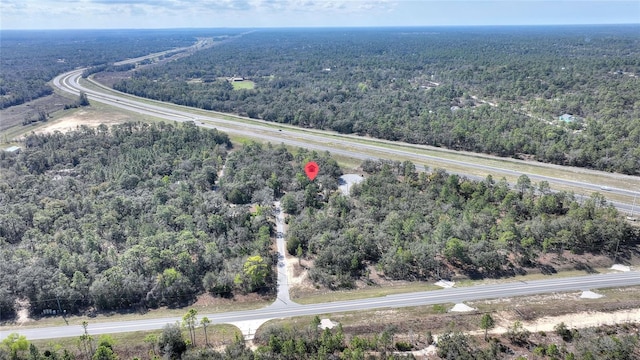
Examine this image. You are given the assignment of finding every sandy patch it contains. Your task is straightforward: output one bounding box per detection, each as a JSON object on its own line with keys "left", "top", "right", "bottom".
{"left": 15, "top": 299, "right": 32, "bottom": 325}
{"left": 520, "top": 308, "right": 640, "bottom": 333}
{"left": 439, "top": 308, "right": 640, "bottom": 343}
{"left": 278, "top": 208, "right": 309, "bottom": 289}
{"left": 449, "top": 303, "right": 476, "bottom": 312}
{"left": 319, "top": 318, "right": 338, "bottom": 330}
{"left": 434, "top": 280, "right": 455, "bottom": 288}
{"left": 412, "top": 344, "right": 437, "bottom": 357}
{"left": 338, "top": 174, "right": 365, "bottom": 195}
{"left": 231, "top": 319, "right": 270, "bottom": 341}
{"left": 611, "top": 264, "right": 631, "bottom": 272}
{"left": 479, "top": 308, "right": 640, "bottom": 337}
{"left": 16, "top": 309, "right": 31, "bottom": 325}
{"left": 580, "top": 290, "right": 604, "bottom": 299}
{"left": 33, "top": 109, "right": 129, "bottom": 135}
{"left": 286, "top": 257, "right": 309, "bottom": 287}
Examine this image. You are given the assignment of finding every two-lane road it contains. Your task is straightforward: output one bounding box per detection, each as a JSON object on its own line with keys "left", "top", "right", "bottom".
{"left": 3, "top": 271, "right": 639, "bottom": 340}
{"left": 52, "top": 68, "right": 640, "bottom": 214}
{"left": 3, "top": 47, "right": 639, "bottom": 342}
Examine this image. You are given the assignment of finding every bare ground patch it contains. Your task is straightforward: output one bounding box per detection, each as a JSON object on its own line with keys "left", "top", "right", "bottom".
{"left": 0, "top": 93, "right": 73, "bottom": 131}
{"left": 31, "top": 107, "right": 131, "bottom": 135}
{"left": 192, "top": 292, "right": 267, "bottom": 308}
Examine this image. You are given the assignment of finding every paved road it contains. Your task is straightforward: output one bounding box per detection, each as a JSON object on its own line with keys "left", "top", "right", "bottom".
{"left": 3, "top": 271, "right": 639, "bottom": 340}
{"left": 273, "top": 201, "right": 294, "bottom": 306}
{"left": 3, "top": 46, "right": 639, "bottom": 342}
{"left": 51, "top": 68, "right": 639, "bottom": 214}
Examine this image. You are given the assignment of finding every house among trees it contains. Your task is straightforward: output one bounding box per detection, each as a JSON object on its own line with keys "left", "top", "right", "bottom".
{"left": 4, "top": 145, "right": 21, "bottom": 154}
{"left": 559, "top": 113, "right": 576, "bottom": 122}
{"left": 227, "top": 76, "right": 244, "bottom": 82}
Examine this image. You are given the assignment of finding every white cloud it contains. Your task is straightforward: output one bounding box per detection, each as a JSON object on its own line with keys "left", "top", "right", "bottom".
{"left": 0, "top": 0, "right": 637, "bottom": 29}
{"left": 0, "top": 1, "right": 403, "bottom": 29}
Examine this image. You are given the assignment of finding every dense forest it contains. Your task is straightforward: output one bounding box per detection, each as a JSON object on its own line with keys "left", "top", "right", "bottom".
{"left": 0, "top": 29, "right": 243, "bottom": 109}
{"left": 287, "top": 159, "right": 638, "bottom": 288}
{"left": 2, "top": 316, "right": 638, "bottom": 359}
{"left": 110, "top": 26, "right": 640, "bottom": 174}
{"left": 0, "top": 123, "right": 345, "bottom": 318}
{"left": 0, "top": 122, "right": 242, "bottom": 317}
{"left": 1, "top": 123, "right": 637, "bottom": 318}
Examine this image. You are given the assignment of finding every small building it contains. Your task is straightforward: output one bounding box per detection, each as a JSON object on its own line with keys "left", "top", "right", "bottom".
{"left": 559, "top": 114, "right": 576, "bottom": 122}
{"left": 4, "top": 146, "right": 21, "bottom": 154}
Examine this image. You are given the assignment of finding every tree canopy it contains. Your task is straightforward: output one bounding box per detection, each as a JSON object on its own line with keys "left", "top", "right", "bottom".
{"left": 110, "top": 26, "right": 640, "bottom": 174}
{"left": 287, "top": 159, "right": 638, "bottom": 288}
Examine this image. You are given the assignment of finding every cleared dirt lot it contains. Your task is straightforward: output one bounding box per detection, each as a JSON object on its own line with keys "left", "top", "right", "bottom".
{"left": 0, "top": 93, "right": 73, "bottom": 131}
{"left": 30, "top": 107, "right": 130, "bottom": 134}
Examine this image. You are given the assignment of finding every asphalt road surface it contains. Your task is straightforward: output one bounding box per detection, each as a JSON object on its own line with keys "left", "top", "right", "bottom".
{"left": 273, "top": 201, "right": 294, "bottom": 306}
{"left": 2, "top": 46, "right": 639, "bottom": 342}
{"left": 51, "top": 67, "right": 639, "bottom": 215}
{"left": 3, "top": 271, "right": 639, "bottom": 340}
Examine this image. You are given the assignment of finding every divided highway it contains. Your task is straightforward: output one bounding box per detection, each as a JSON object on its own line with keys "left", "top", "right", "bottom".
{"left": 2, "top": 46, "right": 639, "bottom": 342}
{"left": 52, "top": 67, "right": 639, "bottom": 214}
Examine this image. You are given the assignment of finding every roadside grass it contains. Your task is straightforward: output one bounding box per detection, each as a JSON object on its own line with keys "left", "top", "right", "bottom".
{"left": 291, "top": 282, "right": 443, "bottom": 305}
{"left": 595, "top": 286, "right": 640, "bottom": 301}
{"left": 1, "top": 300, "right": 270, "bottom": 331}
{"left": 453, "top": 267, "right": 618, "bottom": 288}
{"left": 22, "top": 286, "right": 640, "bottom": 358}
{"left": 0, "top": 106, "right": 78, "bottom": 142}
{"left": 81, "top": 75, "right": 640, "bottom": 207}
{"left": 329, "top": 154, "right": 363, "bottom": 171}
{"left": 290, "top": 265, "right": 630, "bottom": 305}
{"left": 30, "top": 324, "right": 242, "bottom": 359}
{"left": 253, "top": 304, "right": 455, "bottom": 340}
{"left": 30, "top": 330, "right": 157, "bottom": 358}
{"left": 231, "top": 80, "right": 255, "bottom": 90}
{"left": 262, "top": 286, "right": 640, "bottom": 342}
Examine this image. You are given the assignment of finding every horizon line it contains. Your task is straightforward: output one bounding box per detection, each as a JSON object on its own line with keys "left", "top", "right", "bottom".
{"left": 2, "top": 22, "right": 640, "bottom": 32}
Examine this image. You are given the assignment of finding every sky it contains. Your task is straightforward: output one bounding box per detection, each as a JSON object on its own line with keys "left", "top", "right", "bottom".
{"left": 1, "top": 0, "right": 638, "bottom": 30}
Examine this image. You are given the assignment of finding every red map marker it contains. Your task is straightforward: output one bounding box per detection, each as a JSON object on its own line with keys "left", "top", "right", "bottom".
{"left": 304, "top": 161, "right": 319, "bottom": 181}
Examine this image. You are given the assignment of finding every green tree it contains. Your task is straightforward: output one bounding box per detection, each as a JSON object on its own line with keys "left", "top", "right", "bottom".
{"left": 28, "top": 343, "right": 41, "bottom": 360}
{"left": 183, "top": 308, "right": 198, "bottom": 347}
{"left": 158, "top": 323, "right": 187, "bottom": 360}
{"left": 240, "top": 255, "right": 269, "bottom": 292}
{"left": 78, "top": 91, "right": 90, "bottom": 107}
{"left": 516, "top": 174, "right": 532, "bottom": 199}
{"left": 436, "top": 332, "right": 475, "bottom": 360}
{"left": 92, "top": 345, "right": 117, "bottom": 360}
{"left": 143, "top": 334, "right": 158, "bottom": 357}
{"left": 296, "top": 244, "right": 303, "bottom": 266}
{"left": 480, "top": 313, "right": 495, "bottom": 341}
{"left": 281, "top": 193, "right": 298, "bottom": 215}
{"left": 506, "top": 320, "right": 530, "bottom": 346}
{"left": 554, "top": 322, "right": 573, "bottom": 342}
{"left": 2, "top": 333, "right": 29, "bottom": 359}
{"left": 201, "top": 317, "right": 211, "bottom": 347}
{"left": 444, "top": 237, "right": 468, "bottom": 264}
{"left": 79, "top": 321, "right": 94, "bottom": 360}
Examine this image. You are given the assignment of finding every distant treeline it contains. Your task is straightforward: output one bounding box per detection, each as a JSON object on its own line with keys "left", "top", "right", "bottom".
{"left": 0, "top": 29, "right": 243, "bottom": 109}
